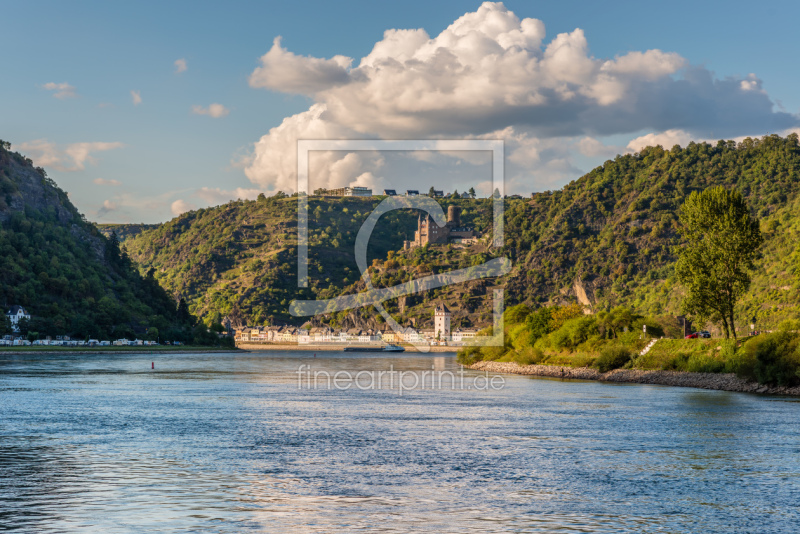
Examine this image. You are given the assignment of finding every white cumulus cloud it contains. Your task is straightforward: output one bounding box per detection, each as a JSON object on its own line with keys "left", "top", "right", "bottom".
{"left": 249, "top": 36, "right": 352, "bottom": 95}
{"left": 170, "top": 199, "right": 196, "bottom": 216}
{"left": 42, "top": 82, "right": 77, "bottom": 99}
{"left": 194, "top": 187, "right": 262, "bottom": 205}
{"left": 627, "top": 129, "right": 695, "bottom": 152}
{"left": 192, "top": 103, "right": 230, "bottom": 118}
{"left": 243, "top": 1, "right": 800, "bottom": 194}
{"left": 93, "top": 178, "right": 122, "bottom": 186}
{"left": 174, "top": 58, "right": 187, "bottom": 73}
{"left": 17, "top": 139, "right": 124, "bottom": 172}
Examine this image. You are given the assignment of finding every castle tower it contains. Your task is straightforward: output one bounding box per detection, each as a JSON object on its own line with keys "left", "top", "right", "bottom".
{"left": 446, "top": 205, "right": 462, "bottom": 227}
{"left": 434, "top": 303, "right": 451, "bottom": 340}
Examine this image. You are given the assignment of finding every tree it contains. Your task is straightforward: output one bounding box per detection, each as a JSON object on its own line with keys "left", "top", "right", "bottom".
{"left": 17, "top": 317, "right": 30, "bottom": 336}
{"left": 675, "top": 186, "right": 762, "bottom": 339}
{"left": 105, "top": 232, "right": 121, "bottom": 264}
{"left": 177, "top": 298, "right": 193, "bottom": 325}
{"left": 0, "top": 314, "right": 11, "bottom": 336}
{"left": 428, "top": 186, "right": 436, "bottom": 197}
{"left": 468, "top": 187, "right": 476, "bottom": 199}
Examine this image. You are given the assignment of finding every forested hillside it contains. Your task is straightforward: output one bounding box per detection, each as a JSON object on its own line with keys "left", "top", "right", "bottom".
{"left": 502, "top": 134, "right": 800, "bottom": 328}
{"left": 122, "top": 193, "right": 497, "bottom": 327}
{"left": 121, "top": 134, "right": 800, "bottom": 332}
{"left": 0, "top": 140, "right": 196, "bottom": 341}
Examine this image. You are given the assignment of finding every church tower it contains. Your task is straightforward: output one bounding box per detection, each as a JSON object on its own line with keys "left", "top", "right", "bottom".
{"left": 434, "top": 303, "right": 451, "bottom": 340}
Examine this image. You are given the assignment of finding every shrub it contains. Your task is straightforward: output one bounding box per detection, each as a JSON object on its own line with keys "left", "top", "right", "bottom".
{"left": 545, "top": 316, "right": 599, "bottom": 351}
{"left": 457, "top": 346, "right": 483, "bottom": 366}
{"left": 777, "top": 319, "right": 800, "bottom": 332}
{"left": 595, "top": 346, "right": 632, "bottom": 372}
{"left": 514, "top": 348, "right": 545, "bottom": 366}
{"left": 741, "top": 332, "right": 800, "bottom": 386}
{"left": 662, "top": 351, "right": 691, "bottom": 371}
{"left": 684, "top": 353, "right": 726, "bottom": 373}
{"left": 725, "top": 348, "right": 757, "bottom": 379}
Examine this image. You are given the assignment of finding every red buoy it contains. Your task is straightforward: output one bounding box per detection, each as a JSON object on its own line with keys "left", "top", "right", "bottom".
{"left": 152, "top": 362, "right": 154, "bottom": 369}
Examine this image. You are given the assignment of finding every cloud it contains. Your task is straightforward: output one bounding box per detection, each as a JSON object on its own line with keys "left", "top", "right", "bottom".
{"left": 626, "top": 129, "right": 695, "bottom": 152}
{"left": 170, "top": 199, "right": 196, "bottom": 216}
{"left": 243, "top": 2, "right": 799, "bottom": 194}
{"left": 174, "top": 58, "right": 187, "bottom": 73}
{"left": 93, "top": 178, "right": 122, "bottom": 186}
{"left": 42, "top": 82, "right": 77, "bottom": 99}
{"left": 249, "top": 36, "right": 353, "bottom": 95}
{"left": 192, "top": 103, "right": 230, "bottom": 118}
{"left": 97, "top": 200, "right": 118, "bottom": 217}
{"left": 577, "top": 136, "right": 623, "bottom": 158}
{"left": 17, "top": 139, "right": 124, "bottom": 172}
{"left": 244, "top": 103, "right": 385, "bottom": 192}
{"left": 194, "top": 187, "right": 262, "bottom": 205}
{"left": 131, "top": 90, "right": 142, "bottom": 105}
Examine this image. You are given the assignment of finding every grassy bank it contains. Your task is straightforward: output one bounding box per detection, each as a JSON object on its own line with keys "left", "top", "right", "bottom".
{"left": 459, "top": 304, "right": 800, "bottom": 388}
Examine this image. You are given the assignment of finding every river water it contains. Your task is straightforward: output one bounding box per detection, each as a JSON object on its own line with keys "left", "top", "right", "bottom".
{"left": 1, "top": 351, "right": 799, "bottom": 533}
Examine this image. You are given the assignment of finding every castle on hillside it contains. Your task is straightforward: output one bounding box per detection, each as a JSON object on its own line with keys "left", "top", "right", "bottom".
{"left": 404, "top": 206, "right": 478, "bottom": 249}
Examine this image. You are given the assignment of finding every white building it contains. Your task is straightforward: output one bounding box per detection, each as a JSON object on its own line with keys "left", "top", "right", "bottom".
{"left": 434, "top": 304, "right": 451, "bottom": 341}
{"left": 451, "top": 328, "right": 478, "bottom": 343}
{"left": 5, "top": 306, "right": 30, "bottom": 333}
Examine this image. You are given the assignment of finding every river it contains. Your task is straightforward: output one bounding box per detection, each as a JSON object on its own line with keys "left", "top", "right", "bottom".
{"left": 1, "top": 351, "right": 799, "bottom": 532}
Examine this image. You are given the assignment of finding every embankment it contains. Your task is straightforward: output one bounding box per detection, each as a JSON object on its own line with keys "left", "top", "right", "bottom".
{"left": 237, "top": 343, "right": 457, "bottom": 353}
{"left": 469, "top": 360, "right": 800, "bottom": 396}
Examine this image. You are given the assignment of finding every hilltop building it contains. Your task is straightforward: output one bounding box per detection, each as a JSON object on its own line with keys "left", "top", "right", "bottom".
{"left": 313, "top": 186, "right": 373, "bottom": 197}
{"left": 404, "top": 205, "right": 477, "bottom": 248}
{"left": 434, "top": 304, "right": 451, "bottom": 340}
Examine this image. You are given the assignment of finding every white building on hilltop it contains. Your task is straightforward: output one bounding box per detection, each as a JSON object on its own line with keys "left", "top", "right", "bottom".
{"left": 5, "top": 306, "right": 30, "bottom": 333}
{"left": 434, "top": 304, "right": 451, "bottom": 341}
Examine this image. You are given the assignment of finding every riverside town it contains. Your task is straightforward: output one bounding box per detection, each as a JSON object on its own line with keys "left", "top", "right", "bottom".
{"left": 3, "top": 2, "right": 800, "bottom": 532}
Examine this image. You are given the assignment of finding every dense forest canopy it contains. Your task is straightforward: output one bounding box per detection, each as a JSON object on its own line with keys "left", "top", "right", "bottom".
{"left": 0, "top": 141, "right": 215, "bottom": 343}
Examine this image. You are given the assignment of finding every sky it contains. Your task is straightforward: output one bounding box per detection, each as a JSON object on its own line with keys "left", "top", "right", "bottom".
{"left": 2, "top": 0, "right": 799, "bottom": 223}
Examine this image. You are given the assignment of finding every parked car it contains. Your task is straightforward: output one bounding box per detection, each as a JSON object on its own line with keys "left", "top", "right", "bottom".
{"left": 685, "top": 333, "right": 699, "bottom": 339}
{"left": 697, "top": 331, "right": 711, "bottom": 338}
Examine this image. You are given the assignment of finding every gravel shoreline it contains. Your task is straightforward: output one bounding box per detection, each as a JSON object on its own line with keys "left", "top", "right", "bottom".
{"left": 470, "top": 360, "right": 800, "bottom": 396}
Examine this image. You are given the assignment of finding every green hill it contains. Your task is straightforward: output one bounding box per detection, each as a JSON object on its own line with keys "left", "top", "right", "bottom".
{"left": 121, "top": 134, "right": 800, "bottom": 333}
{"left": 0, "top": 140, "right": 199, "bottom": 342}
{"left": 97, "top": 223, "right": 158, "bottom": 241}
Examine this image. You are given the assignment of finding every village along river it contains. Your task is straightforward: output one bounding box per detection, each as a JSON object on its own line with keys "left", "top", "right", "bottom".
{"left": 1, "top": 351, "right": 799, "bottom": 532}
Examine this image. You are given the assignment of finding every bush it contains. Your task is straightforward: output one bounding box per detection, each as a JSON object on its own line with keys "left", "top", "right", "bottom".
{"left": 513, "top": 348, "right": 545, "bottom": 366}
{"left": 725, "top": 348, "right": 757, "bottom": 379}
{"left": 595, "top": 346, "right": 632, "bottom": 372}
{"left": 662, "top": 352, "right": 691, "bottom": 371}
{"left": 741, "top": 332, "right": 800, "bottom": 386}
{"left": 545, "top": 316, "right": 599, "bottom": 351}
{"left": 684, "top": 353, "right": 726, "bottom": 373}
{"left": 457, "top": 346, "right": 483, "bottom": 366}
{"left": 777, "top": 319, "right": 800, "bottom": 332}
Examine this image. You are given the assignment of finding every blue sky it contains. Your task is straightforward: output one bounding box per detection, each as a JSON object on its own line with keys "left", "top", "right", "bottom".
{"left": 2, "top": 0, "right": 799, "bottom": 223}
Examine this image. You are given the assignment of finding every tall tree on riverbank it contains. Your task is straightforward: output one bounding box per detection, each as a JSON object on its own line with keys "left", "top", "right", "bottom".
{"left": 675, "top": 186, "right": 762, "bottom": 339}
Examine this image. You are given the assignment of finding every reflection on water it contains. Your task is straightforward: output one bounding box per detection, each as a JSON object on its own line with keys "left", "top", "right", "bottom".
{"left": 1, "top": 351, "right": 799, "bottom": 532}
